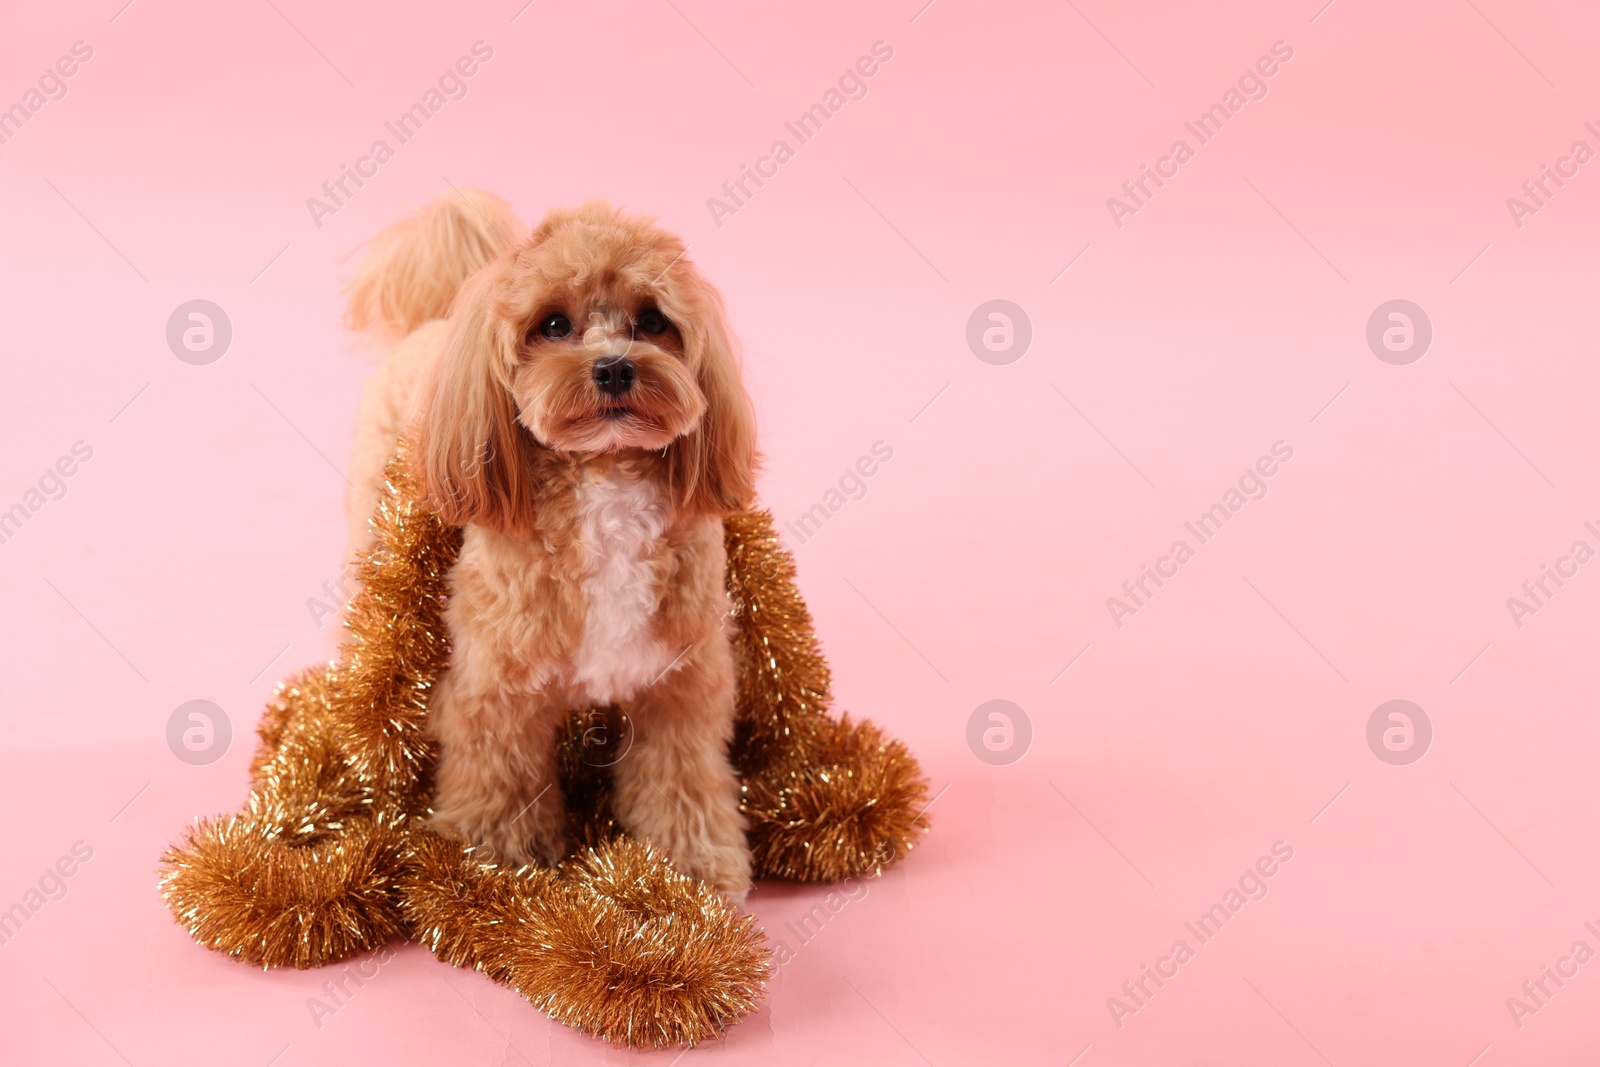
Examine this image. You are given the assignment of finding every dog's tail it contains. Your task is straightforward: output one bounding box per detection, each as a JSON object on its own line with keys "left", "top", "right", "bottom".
{"left": 344, "top": 187, "right": 522, "bottom": 346}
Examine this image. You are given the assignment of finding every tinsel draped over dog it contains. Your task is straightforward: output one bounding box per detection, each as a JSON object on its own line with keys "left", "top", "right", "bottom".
{"left": 158, "top": 441, "right": 929, "bottom": 1048}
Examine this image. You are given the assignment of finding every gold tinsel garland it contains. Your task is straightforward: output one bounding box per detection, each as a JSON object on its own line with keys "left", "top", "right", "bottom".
{"left": 158, "top": 440, "right": 928, "bottom": 1048}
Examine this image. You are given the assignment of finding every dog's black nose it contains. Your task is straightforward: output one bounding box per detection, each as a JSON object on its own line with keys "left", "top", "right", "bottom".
{"left": 592, "top": 355, "right": 636, "bottom": 397}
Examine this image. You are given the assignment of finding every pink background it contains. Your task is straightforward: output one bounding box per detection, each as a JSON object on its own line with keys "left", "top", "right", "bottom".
{"left": 3, "top": 0, "right": 1599, "bottom": 1063}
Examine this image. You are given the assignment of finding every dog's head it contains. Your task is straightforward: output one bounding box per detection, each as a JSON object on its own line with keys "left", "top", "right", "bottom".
{"left": 416, "top": 201, "right": 756, "bottom": 532}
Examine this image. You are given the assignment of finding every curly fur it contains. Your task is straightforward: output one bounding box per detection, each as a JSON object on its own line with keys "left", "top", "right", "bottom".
{"left": 345, "top": 191, "right": 758, "bottom": 899}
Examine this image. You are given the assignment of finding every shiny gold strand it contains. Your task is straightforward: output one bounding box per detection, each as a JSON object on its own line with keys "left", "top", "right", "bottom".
{"left": 723, "top": 511, "right": 931, "bottom": 881}
{"left": 159, "top": 439, "right": 926, "bottom": 1048}
{"left": 159, "top": 813, "right": 408, "bottom": 969}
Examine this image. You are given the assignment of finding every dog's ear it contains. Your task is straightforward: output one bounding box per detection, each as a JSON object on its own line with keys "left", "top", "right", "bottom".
{"left": 665, "top": 266, "right": 757, "bottom": 515}
{"left": 414, "top": 253, "right": 542, "bottom": 533}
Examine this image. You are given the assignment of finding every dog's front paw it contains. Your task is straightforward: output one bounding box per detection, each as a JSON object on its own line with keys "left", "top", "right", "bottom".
{"left": 488, "top": 824, "right": 569, "bottom": 869}
{"left": 676, "top": 839, "right": 752, "bottom": 906}
{"left": 427, "top": 810, "right": 568, "bottom": 870}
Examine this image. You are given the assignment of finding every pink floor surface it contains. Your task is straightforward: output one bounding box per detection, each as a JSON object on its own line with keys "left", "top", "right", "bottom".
{"left": 4, "top": 1, "right": 1600, "bottom": 1064}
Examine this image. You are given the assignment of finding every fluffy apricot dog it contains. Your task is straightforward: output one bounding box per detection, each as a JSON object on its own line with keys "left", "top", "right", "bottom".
{"left": 345, "top": 191, "right": 756, "bottom": 900}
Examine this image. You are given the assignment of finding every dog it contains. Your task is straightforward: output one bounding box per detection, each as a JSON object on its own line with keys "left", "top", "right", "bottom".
{"left": 343, "top": 190, "right": 757, "bottom": 901}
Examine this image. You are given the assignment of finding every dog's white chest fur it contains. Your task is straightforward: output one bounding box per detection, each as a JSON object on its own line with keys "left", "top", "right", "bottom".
{"left": 570, "top": 468, "right": 673, "bottom": 703}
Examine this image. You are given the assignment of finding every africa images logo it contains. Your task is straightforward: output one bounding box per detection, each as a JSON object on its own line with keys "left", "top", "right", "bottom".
{"left": 304, "top": 41, "right": 495, "bottom": 229}
{"left": 1105, "top": 40, "right": 1295, "bottom": 229}
{"left": 705, "top": 41, "right": 895, "bottom": 228}
{"left": 1107, "top": 841, "right": 1296, "bottom": 1028}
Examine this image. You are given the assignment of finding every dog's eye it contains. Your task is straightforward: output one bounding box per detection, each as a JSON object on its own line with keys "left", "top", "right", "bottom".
{"left": 635, "top": 307, "right": 670, "bottom": 335}
{"left": 536, "top": 313, "right": 572, "bottom": 340}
